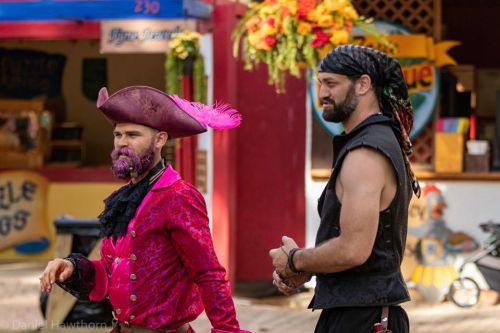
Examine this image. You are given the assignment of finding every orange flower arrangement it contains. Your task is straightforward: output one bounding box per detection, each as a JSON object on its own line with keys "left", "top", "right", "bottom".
{"left": 232, "top": 0, "right": 388, "bottom": 91}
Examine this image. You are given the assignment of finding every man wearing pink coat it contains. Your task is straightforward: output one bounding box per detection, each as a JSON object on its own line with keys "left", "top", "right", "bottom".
{"left": 39, "top": 86, "right": 250, "bottom": 333}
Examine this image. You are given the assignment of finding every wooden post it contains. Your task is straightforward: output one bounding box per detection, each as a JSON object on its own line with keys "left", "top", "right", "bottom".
{"left": 176, "top": 59, "right": 198, "bottom": 184}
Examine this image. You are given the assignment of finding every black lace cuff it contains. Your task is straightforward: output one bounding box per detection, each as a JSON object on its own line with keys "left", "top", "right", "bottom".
{"left": 56, "top": 253, "right": 96, "bottom": 300}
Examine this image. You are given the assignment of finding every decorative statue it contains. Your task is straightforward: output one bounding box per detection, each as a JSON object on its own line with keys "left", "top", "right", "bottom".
{"left": 409, "top": 184, "right": 477, "bottom": 302}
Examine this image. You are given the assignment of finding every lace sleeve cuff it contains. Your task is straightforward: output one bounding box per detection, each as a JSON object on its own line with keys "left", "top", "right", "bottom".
{"left": 56, "top": 253, "right": 96, "bottom": 300}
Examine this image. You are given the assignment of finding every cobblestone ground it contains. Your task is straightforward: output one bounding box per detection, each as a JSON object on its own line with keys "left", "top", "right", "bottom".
{"left": 0, "top": 263, "right": 45, "bottom": 331}
{"left": 1, "top": 263, "right": 499, "bottom": 333}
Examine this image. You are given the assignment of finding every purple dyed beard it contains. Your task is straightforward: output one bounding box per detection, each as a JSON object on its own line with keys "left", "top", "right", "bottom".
{"left": 111, "top": 143, "right": 156, "bottom": 180}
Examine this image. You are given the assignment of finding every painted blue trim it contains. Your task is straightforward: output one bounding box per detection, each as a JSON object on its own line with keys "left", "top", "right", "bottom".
{"left": 410, "top": 68, "right": 440, "bottom": 139}
{"left": 0, "top": 0, "right": 212, "bottom": 21}
{"left": 14, "top": 237, "right": 50, "bottom": 254}
{"left": 183, "top": 0, "right": 212, "bottom": 18}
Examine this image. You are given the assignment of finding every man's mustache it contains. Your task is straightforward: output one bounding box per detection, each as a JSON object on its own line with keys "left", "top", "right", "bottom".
{"left": 112, "top": 147, "right": 135, "bottom": 159}
{"left": 116, "top": 149, "right": 132, "bottom": 157}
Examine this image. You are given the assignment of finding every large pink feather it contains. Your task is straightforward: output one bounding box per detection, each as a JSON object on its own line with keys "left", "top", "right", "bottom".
{"left": 170, "top": 95, "right": 242, "bottom": 130}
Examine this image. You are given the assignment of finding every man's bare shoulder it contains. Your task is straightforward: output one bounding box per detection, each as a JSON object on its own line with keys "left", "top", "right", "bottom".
{"left": 339, "top": 147, "right": 393, "bottom": 190}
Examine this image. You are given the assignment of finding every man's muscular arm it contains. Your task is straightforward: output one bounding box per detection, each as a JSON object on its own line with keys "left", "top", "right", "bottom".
{"left": 294, "top": 147, "right": 394, "bottom": 273}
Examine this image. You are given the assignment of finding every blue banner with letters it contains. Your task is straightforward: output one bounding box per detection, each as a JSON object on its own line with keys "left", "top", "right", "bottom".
{"left": 0, "top": 0, "right": 212, "bottom": 21}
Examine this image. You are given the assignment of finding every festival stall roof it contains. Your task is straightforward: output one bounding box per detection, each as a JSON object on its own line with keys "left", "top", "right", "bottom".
{"left": 0, "top": 0, "right": 212, "bottom": 39}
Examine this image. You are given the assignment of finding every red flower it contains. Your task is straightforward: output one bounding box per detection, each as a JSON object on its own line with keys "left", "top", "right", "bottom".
{"left": 311, "top": 28, "right": 330, "bottom": 48}
{"left": 267, "top": 17, "right": 275, "bottom": 27}
{"left": 281, "top": 7, "right": 291, "bottom": 18}
{"left": 264, "top": 35, "right": 277, "bottom": 48}
{"left": 344, "top": 20, "right": 353, "bottom": 33}
{"left": 297, "top": 0, "right": 317, "bottom": 20}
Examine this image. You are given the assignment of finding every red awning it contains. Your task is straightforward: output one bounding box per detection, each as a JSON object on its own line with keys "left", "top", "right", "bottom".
{"left": 0, "top": 21, "right": 100, "bottom": 40}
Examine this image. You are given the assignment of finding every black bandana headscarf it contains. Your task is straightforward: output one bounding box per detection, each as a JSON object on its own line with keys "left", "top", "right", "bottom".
{"left": 99, "top": 160, "right": 166, "bottom": 241}
{"left": 319, "top": 44, "right": 420, "bottom": 197}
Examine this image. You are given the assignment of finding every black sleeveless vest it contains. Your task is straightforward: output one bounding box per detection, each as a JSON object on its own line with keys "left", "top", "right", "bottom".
{"left": 310, "top": 114, "right": 412, "bottom": 309}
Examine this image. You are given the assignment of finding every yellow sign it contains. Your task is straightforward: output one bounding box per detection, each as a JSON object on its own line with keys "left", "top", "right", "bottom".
{"left": 0, "top": 171, "right": 53, "bottom": 257}
{"left": 403, "top": 62, "right": 434, "bottom": 94}
{"left": 352, "top": 34, "right": 460, "bottom": 67}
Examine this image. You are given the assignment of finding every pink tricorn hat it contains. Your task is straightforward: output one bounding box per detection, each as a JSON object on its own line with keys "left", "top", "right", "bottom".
{"left": 96, "top": 86, "right": 241, "bottom": 139}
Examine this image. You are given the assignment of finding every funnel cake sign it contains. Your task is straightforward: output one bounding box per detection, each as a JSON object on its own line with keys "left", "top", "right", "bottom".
{"left": 0, "top": 171, "right": 51, "bottom": 257}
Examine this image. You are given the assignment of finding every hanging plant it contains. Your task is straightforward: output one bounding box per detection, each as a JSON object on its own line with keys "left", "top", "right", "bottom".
{"left": 232, "top": 0, "right": 391, "bottom": 92}
{"left": 165, "top": 30, "right": 207, "bottom": 103}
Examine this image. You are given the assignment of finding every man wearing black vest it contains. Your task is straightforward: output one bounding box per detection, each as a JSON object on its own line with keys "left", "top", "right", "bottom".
{"left": 269, "top": 45, "right": 421, "bottom": 333}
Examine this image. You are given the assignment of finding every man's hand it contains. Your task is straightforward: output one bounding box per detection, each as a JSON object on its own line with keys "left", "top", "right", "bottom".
{"left": 269, "top": 236, "right": 299, "bottom": 278}
{"left": 40, "top": 258, "right": 74, "bottom": 293}
{"left": 272, "top": 270, "right": 312, "bottom": 295}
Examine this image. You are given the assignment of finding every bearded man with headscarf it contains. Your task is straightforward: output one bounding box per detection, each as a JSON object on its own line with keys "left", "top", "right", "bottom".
{"left": 270, "top": 45, "right": 421, "bottom": 333}
{"left": 39, "top": 86, "right": 251, "bottom": 333}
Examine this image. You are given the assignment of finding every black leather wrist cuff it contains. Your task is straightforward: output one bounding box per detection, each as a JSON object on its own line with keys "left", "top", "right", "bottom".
{"left": 288, "top": 247, "right": 303, "bottom": 274}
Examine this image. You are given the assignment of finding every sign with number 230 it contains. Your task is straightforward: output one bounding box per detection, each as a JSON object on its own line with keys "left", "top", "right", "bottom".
{"left": 135, "top": 0, "right": 160, "bottom": 15}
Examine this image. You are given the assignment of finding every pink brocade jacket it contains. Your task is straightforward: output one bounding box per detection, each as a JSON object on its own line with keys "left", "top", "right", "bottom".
{"left": 85, "top": 166, "right": 249, "bottom": 333}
